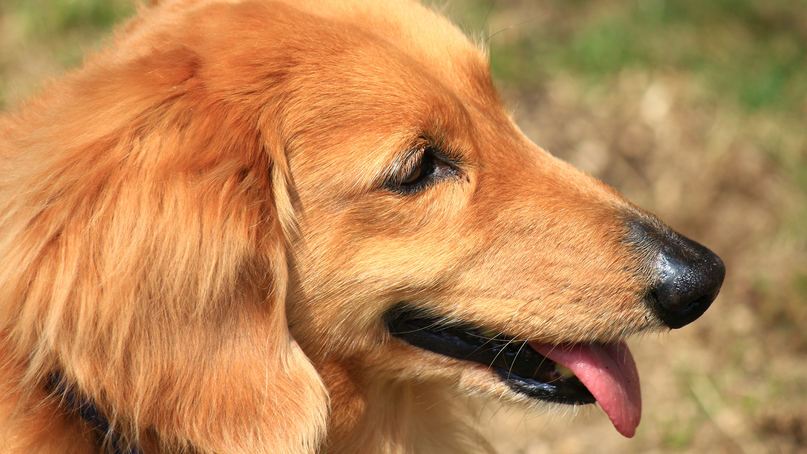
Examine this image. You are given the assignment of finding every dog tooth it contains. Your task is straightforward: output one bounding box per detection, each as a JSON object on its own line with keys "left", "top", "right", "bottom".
{"left": 555, "top": 364, "right": 575, "bottom": 379}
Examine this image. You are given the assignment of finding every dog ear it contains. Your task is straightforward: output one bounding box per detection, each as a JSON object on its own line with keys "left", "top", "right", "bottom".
{"left": 0, "top": 44, "right": 327, "bottom": 453}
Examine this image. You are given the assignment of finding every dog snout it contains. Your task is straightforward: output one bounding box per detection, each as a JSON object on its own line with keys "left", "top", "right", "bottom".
{"left": 631, "top": 218, "right": 726, "bottom": 329}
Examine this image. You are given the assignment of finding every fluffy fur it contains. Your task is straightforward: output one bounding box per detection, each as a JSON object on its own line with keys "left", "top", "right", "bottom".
{"left": 1, "top": 0, "right": 695, "bottom": 453}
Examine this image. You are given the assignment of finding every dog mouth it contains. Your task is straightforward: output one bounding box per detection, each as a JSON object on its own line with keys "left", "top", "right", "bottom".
{"left": 385, "top": 306, "right": 642, "bottom": 437}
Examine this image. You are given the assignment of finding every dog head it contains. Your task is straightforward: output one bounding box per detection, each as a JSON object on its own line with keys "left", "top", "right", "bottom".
{"left": 0, "top": 0, "right": 724, "bottom": 452}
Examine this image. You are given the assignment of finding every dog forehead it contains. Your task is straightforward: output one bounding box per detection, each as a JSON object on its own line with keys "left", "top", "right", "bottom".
{"left": 162, "top": 0, "right": 486, "bottom": 71}
{"left": 280, "top": 0, "right": 491, "bottom": 97}
{"left": 284, "top": 1, "right": 478, "bottom": 56}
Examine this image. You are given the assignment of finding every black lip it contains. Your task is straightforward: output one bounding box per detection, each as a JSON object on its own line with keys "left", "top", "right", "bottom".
{"left": 384, "top": 306, "right": 596, "bottom": 405}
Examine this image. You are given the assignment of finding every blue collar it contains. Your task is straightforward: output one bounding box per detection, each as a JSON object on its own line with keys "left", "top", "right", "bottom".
{"left": 50, "top": 373, "right": 142, "bottom": 454}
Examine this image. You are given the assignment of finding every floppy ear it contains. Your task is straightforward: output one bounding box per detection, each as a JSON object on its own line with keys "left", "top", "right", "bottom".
{"left": 0, "top": 42, "right": 327, "bottom": 453}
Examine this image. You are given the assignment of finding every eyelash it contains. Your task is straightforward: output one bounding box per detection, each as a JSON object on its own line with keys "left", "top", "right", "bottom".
{"left": 385, "top": 146, "right": 460, "bottom": 195}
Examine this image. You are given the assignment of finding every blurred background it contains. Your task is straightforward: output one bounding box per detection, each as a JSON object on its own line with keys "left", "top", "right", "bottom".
{"left": 1, "top": 0, "right": 805, "bottom": 452}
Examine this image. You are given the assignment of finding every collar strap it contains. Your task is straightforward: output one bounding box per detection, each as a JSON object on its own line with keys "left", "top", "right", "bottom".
{"left": 50, "top": 373, "right": 142, "bottom": 454}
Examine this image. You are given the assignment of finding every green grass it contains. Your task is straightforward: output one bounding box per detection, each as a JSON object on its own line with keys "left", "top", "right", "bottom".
{"left": 10, "top": 0, "right": 130, "bottom": 36}
{"left": 0, "top": 0, "right": 132, "bottom": 107}
{"left": 475, "top": 0, "right": 807, "bottom": 113}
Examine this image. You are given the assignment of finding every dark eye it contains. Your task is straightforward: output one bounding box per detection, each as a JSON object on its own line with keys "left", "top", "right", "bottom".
{"left": 398, "top": 150, "right": 433, "bottom": 186}
{"left": 386, "top": 146, "right": 459, "bottom": 195}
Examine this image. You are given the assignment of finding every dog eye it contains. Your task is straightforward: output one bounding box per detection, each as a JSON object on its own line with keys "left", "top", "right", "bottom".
{"left": 399, "top": 154, "right": 429, "bottom": 185}
{"left": 387, "top": 146, "right": 458, "bottom": 194}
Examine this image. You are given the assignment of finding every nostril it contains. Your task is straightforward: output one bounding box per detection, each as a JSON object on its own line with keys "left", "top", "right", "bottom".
{"left": 649, "top": 236, "right": 726, "bottom": 329}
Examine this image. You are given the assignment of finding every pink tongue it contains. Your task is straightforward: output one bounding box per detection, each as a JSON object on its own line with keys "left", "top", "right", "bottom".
{"left": 529, "top": 342, "right": 641, "bottom": 438}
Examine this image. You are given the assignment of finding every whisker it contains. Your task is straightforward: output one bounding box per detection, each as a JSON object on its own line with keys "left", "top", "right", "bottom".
{"left": 486, "top": 16, "right": 542, "bottom": 43}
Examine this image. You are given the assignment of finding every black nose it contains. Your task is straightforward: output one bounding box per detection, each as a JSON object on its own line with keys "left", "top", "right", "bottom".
{"left": 648, "top": 231, "right": 725, "bottom": 329}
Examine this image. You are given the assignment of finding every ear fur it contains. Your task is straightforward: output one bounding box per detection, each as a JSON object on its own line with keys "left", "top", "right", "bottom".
{"left": 0, "top": 30, "right": 327, "bottom": 454}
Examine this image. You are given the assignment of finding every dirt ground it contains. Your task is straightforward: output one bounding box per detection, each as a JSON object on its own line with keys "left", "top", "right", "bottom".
{"left": 2, "top": 1, "right": 806, "bottom": 453}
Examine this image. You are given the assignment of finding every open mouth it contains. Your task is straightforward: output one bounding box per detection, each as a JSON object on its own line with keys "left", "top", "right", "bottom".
{"left": 385, "top": 305, "right": 642, "bottom": 437}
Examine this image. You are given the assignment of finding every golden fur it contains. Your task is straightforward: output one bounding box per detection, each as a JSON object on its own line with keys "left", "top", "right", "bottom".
{"left": 0, "top": 0, "right": 714, "bottom": 453}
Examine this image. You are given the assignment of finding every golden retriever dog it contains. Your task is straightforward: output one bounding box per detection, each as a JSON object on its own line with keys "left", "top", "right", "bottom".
{"left": 0, "top": 0, "right": 725, "bottom": 453}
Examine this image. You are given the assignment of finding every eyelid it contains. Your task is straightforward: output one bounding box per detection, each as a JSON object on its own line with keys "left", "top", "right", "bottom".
{"left": 384, "top": 144, "right": 462, "bottom": 195}
{"left": 388, "top": 142, "right": 428, "bottom": 183}
{"left": 405, "top": 135, "right": 463, "bottom": 165}
{"left": 398, "top": 146, "right": 427, "bottom": 179}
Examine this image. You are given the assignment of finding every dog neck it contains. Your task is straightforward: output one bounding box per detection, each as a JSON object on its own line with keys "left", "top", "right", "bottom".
{"left": 50, "top": 373, "right": 141, "bottom": 454}
{"left": 318, "top": 362, "right": 494, "bottom": 454}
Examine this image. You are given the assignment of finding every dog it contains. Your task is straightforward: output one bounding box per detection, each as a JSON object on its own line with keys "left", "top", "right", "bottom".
{"left": 0, "top": 0, "right": 725, "bottom": 453}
